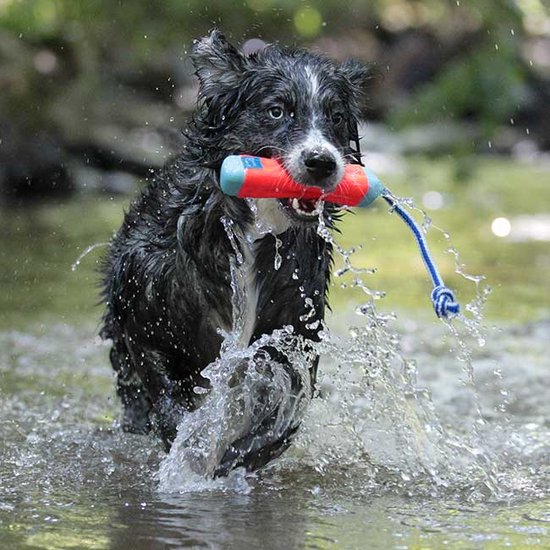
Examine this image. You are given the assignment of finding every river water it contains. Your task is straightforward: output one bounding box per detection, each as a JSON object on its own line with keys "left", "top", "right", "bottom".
{"left": 1, "top": 190, "right": 549, "bottom": 548}
{"left": 1, "top": 311, "right": 549, "bottom": 548}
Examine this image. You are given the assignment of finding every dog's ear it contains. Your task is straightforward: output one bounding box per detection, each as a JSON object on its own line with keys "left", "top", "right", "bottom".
{"left": 191, "top": 29, "right": 247, "bottom": 98}
{"left": 340, "top": 60, "right": 370, "bottom": 165}
{"left": 339, "top": 59, "right": 371, "bottom": 91}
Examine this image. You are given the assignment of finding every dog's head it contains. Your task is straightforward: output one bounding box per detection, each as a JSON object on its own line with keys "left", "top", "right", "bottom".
{"left": 191, "top": 30, "right": 370, "bottom": 229}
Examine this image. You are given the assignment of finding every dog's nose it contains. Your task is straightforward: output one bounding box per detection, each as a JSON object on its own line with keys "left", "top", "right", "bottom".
{"left": 302, "top": 150, "right": 337, "bottom": 180}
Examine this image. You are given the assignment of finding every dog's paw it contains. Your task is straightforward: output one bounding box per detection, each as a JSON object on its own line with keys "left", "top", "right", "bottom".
{"left": 213, "top": 419, "right": 299, "bottom": 477}
{"left": 121, "top": 404, "right": 151, "bottom": 435}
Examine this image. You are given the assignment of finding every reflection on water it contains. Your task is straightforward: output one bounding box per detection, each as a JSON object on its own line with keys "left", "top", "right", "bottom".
{"left": 491, "top": 214, "right": 550, "bottom": 242}
{"left": 1, "top": 320, "right": 548, "bottom": 548}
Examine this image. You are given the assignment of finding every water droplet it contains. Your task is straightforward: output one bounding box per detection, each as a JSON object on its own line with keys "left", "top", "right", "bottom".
{"left": 71, "top": 242, "right": 110, "bottom": 271}
{"left": 274, "top": 237, "right": 282, "bottom": 270}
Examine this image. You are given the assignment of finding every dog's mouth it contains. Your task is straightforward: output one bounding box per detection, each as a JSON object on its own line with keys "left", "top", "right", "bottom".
{"left": 279, "top": 197, "right": 323, "bottom": 222}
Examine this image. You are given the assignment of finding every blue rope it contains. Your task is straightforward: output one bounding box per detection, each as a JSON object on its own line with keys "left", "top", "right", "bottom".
{"left": 382, "top": 193, "right": 460, "bottom": 318}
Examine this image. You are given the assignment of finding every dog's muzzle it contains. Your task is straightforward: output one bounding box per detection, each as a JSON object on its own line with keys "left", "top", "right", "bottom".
{"left": 302, "top": 150, "right": 337, "bottom": 182}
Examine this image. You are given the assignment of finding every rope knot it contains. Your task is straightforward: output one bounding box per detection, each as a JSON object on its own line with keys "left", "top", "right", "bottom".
{"left": 431, "top": 285, "right": 460, "bottom": 318}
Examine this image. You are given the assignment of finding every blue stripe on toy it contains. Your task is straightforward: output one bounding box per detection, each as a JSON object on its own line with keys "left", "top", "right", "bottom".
{"left": 360, "top": 167, "right": 386, "bottom": 207}
{"left": 220, "top": 156, "right": 247, "bottom": 196}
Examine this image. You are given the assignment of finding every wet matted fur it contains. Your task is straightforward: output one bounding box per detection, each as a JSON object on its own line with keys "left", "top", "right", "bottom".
{"left": 100, "top": 30, "right": 369, "bottom": 476}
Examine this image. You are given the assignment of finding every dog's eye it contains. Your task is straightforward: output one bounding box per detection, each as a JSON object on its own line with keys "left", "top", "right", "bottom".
{"left": 332, "top": 112, "right": 345, "bottom": 125}
{"left": 268, "top": 106, "right": 284, "bottom": 120}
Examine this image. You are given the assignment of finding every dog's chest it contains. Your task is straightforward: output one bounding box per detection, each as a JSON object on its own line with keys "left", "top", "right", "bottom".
{"left": 219, "top": 202, "right": 292, "bottom": 346}
{"left": 231, "top": 234, "right": 286, "bottom": 346}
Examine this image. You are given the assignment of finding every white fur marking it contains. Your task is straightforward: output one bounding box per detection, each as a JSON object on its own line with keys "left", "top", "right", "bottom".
{"left": 250, "top": 199, "right": 291, "bottom": 238}
{"left": 238, "top": 240, "right": 260, "bottom": 347}
{"left": 305, "top": 65, "right": 319, "bottom": 98}
{"left": 286, "top": 128, "right": 345, "bottom": 186}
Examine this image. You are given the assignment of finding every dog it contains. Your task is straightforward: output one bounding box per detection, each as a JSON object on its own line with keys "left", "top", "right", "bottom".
{"left": 100, "top": 30, "right": 369, "bottom": 476}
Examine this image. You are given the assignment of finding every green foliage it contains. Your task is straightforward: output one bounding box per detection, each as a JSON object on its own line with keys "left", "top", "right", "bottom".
{"left": 391, "top": 32, "right": 527, "bottom": 136}
{"left": 0, "top": 0, "right": 542, "bottom": 133}
{"left": 387, "top": 0, "right": 538, "bottom": 136}
{"left": 0, "top": 0, "right": 535, "bottom": 49}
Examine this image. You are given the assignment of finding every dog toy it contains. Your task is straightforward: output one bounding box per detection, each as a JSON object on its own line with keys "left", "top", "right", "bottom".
{"left": 220, "top": 155, "right": 384, "bottom": 207}
{"left": 220, "top": 155, "right": 460, "bottom": 319}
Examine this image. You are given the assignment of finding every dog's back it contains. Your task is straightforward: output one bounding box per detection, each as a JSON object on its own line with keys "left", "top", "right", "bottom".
{"left": 101, "top": 30, "right": 368, "bottom": 475}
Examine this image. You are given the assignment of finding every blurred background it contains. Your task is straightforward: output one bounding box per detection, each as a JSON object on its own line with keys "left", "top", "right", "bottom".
{"left": 1, "top": 0, "right": 549, "bottom": 328}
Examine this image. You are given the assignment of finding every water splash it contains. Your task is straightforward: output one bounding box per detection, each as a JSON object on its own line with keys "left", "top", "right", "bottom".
{"left": 296, "top": 199, "right": 503, "bottom": 496}
{"left": 1, "top": 321, "right": 548, "bottom": 545}
{"left": 71, "top": 242, "right": 111, "bottom": 271}
{"left": 158, "top": 193, "right": 519, "bottom": 499}
{"left": 317, "top": 204, "right": 383, "bottom": 301}
{"left": 158, "top": 326, "right": 313, "bottom": 491}
{"left": 220, "top": 216, "right": 244, "bottom": 265}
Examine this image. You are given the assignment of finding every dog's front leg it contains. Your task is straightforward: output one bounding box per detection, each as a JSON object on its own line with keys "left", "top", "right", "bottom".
{"left": 122, "top": 340, "right": 204, "bottom": 450}
{"left": 213, "top": 345, "right": 312, "bottom": 476}
{"left": 109, "top": 337, "right": 153, "bottom": 434}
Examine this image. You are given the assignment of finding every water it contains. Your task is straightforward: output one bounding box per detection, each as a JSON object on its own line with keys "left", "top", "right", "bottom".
{"left": 1, "top": 319, "right": 549, "bottom": 548}
{"left": 1, "top": 200, "right": 549, "bottom": 548}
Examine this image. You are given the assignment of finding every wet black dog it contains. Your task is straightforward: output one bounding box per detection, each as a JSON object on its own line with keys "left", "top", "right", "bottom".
{"left": 101, "top": 30, "right": 368, "bottom": 475}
